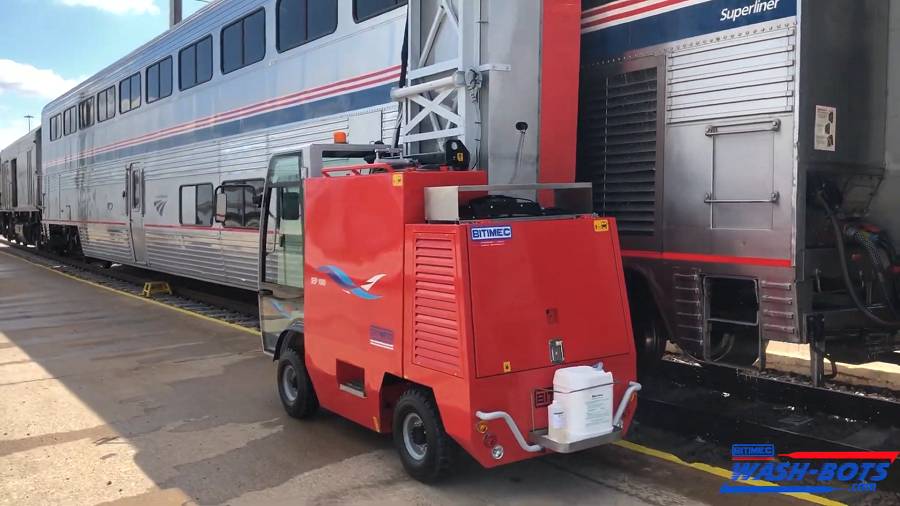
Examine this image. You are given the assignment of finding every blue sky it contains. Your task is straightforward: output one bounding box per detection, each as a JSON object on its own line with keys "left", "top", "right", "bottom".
{"left": 0, "top": 0, "right": 206, "bottom": 147}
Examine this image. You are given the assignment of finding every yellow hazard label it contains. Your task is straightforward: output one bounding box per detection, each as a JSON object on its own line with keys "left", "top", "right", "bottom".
{"left": 503, "top": 361, "right": 512, "bottom": 373}
{"left": 594, "top": 219, "right": 610, "bottom": 233}
{"left": 392, "top": 174, "right": 404, "bottom": 187}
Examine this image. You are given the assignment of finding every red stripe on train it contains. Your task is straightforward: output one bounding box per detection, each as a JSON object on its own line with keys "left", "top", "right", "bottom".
{"left": 622, "top": 250, "right": 792, "bottom": 268}
{"left": 582, "top": 0, "right": 695, "bottom": 29}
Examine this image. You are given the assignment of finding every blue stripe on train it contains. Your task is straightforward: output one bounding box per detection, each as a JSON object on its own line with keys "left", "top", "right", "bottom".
{"left": 581, "top": 0, "right": 797, "bottom": 63}
{"left": 72, "top": 83, "right": 395, "bottom": 168}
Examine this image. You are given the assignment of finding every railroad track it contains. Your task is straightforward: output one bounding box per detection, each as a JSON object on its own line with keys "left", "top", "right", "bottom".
{"left": 635, "top": 357, "right": 900, "bottom": 494}
{"left": 0, "top": 238, "right": 260, "bottom": 330}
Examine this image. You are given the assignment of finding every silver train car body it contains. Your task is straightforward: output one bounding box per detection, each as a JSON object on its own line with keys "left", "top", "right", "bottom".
{"left": 40, "top": 0, "right": 405, "bottom": 289}
{"left": 578, "top": 0, "right": 898, "bottom": 382}
{"left": 0, "top": 128, "right": 42, "bottom": 244}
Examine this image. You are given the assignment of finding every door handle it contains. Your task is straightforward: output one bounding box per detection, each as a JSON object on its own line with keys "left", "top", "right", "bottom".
{"left": 259, "top": 289, "right": 274, "bottom": 296}
{"left": 704, "top": 192, "right": 780, "bottom": 204}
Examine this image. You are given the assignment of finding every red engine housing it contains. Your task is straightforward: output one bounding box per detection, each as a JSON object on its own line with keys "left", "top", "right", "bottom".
{"left": 303, "top": 169, "right": 637, "bottom": 468}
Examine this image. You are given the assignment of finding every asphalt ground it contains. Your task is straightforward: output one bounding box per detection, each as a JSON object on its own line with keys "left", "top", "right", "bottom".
{"left": 0, "top": 249, "right": 831, "bottom": 505}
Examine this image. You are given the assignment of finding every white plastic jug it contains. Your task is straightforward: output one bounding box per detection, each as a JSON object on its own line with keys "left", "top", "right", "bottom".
{"left": 552, "top": 364, "right": 614, "bottom": 442}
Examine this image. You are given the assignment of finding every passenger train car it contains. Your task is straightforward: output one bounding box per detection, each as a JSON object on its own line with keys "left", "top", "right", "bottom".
{"left": 40, "top": 0, "right": 406, "bottom": 289}
{"left": 0, "top": 128, "right": 42, "bottom": 245}
{"left": 577, "top": 0, "right": 900, "bottom": 383}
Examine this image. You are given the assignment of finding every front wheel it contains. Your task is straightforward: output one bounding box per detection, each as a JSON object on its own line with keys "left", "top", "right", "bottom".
{"left": 277, "top": 348, "right": 318, "bottom": 419}
{"left": 392, "top": 388, "right": 455, "bottom": 483}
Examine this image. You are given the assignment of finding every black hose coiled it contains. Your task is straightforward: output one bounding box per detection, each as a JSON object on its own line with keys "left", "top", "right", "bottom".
{"left": 843, "top": 225, "right": 900, "bottom": 318}
{"left": 817, "top": 192, "right": 900, "bottom": 328}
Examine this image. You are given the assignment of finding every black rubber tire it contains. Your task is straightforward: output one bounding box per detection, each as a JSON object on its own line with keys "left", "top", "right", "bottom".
{"left": 277, "top": 348, "right": 319, "bottom": 419}
{"left": 392, "top": 388, "right": 455, "bottom": 483}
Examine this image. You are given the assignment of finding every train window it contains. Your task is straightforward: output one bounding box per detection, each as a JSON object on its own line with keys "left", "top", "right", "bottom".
{"left": 10, "top": 159, "right": 17, "bottom": 207}
{"left": 354, "top": 0, "right": 406, "bottom": 23}
{"left": 222, "top": 9, "right": 266, "bottom": 74}
{"left": 180, "top": 184, "right": 214, "bottom": 226}
{"left": 63, "top": 106, "right": 77, "bottom": 136}
{"left": 119, "top": 72, "right": 142, "bottom": 114}
{"left": 49, "top": 114, "right": 61, "bottom": 141}
{"left": 180, "top": 35, "right": 213, "bottom": 90}
{"left": 277, "top": 0, "right": 338, "bottom": 53}
{"left": 78, "top": 97, "right": 95, "bottom": 129}
{"left": 146, "top": 56, "right": 173, "bottom": 104}
{"left": 97, "top": 86, "right": 116, "bottom": 122}
{"left": 222, "top": 179, "right": 264, "bottom": 228}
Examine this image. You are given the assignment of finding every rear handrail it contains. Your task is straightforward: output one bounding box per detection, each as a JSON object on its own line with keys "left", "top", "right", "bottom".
{"left": 321, "top": 163, "right": 396, "bottom": 177}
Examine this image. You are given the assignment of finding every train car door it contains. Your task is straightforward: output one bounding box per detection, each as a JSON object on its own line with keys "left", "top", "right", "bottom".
{"left": 126, "top": 163, "right": 147, "bottom": 264}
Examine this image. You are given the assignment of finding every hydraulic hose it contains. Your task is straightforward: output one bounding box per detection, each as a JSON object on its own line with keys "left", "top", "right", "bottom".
{"left": 818, "top": 192, "right": 900, "bottom": 328}
{"left": 845, "top": 226, "right": 900, "bottom": 318}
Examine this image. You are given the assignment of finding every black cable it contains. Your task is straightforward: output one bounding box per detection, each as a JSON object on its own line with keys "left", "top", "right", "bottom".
{"left": 392, "top": 13, "right": 410, "bottom": 149}
{"left": 818, "top": 192, "right": 900, "bottom": 328}
{"left": 850, "top": 228, "right": 900, "bottom": 318}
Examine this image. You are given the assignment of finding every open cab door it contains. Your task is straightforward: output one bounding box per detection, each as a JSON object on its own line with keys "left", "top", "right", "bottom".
{"left": 257, "top": 143, "right": 405, "bottom": 354}
{"left": 258, "top": 153, "right": 305, "bottom": 354}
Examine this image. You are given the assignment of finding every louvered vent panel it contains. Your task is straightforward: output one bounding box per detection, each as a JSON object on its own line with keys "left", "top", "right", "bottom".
{"left": 413, "top": 234, "right": 462, "bottom": 376}
{"left": 579, "top": 67, "right": 658, "bottom": 235}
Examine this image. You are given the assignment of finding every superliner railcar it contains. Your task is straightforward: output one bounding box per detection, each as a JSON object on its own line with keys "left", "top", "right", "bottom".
{"left": 578, "top": 0, "right": 900, "bottom": 384}
{"left": 40, "top": 0, "right": 406, "bottom": 289}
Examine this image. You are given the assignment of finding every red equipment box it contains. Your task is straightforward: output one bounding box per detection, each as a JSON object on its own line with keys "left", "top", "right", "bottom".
{"left": 302, "top": 168, "right": 637, "bottom": 476}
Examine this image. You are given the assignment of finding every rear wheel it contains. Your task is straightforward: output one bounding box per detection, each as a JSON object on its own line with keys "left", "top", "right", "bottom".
{"left": 277, "top": 348, "right": 318, "bottom": 419}
{"left": 392, "top": 388, "right": 455, "bottom": 483}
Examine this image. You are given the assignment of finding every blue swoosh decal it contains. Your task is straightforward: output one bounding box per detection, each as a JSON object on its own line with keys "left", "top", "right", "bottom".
{"left": 318, "top": 265, "right": 383, "bottom": 300}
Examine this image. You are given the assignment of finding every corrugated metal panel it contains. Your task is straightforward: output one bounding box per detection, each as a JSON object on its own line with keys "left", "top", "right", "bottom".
{"left": 579, "top": 67, "right": 658, "bottom": 236}
{"left": 81, "top": 224, "right": 133, "bottom": 264}
{"left": 412, "top": 233, "right": 462, "bottom": 376}
{"left": 667, "top": 26, "right": 796, "bottom": 123}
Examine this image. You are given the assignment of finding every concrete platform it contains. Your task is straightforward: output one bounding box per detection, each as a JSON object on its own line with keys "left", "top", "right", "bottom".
{"left": 0, "top": 250, "right": 815, "bottom": 506}
{"left": 766, "top": 343, "right": 900, "bottom": 390}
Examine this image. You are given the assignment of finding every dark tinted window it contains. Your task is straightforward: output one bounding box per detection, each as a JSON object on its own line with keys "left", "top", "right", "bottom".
{"left": 130, "top": 74, "right": 141, "bottom": 110}
{"left": 354, "top": 0, "right": 405, "bottom": 22}
{"left": 277, "top": 0, "right": 338, "bottom": 53}
{"left": 222, "top": 19, "right": 243, "bottom": 74}
{"left": 50, "top": 114, "right": 61, "bottom": 141}
{"left": 180, "top": 35, "right": 213, "bottom": 90}
{"left": 97, "top": 86, "right": 116, "bottom": 122}
{"left": 223, "top": 179, "right": 264, "bottom": 228}
{"left": 222, "top": 9, "right": 266, "bottom": 74}
{"left": 244, "top": 9, "right": 266, "bottom": 65}
{"left": 119, "top": 72, "right": 141, "bottom": 113}
{"left": 63, "top": 106, "right": 77, "bottom": 136}
{"left": 78, "top": 97, "right": 94, "bottom": 129}
{"left": 146, "top": 57, "right": 173, "bottom": 103}
{"left": 180, "top": 184, "right": 214, "bottom": 226}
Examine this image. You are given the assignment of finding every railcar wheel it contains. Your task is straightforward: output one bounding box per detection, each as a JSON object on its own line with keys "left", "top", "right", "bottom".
{"left": 277, "top": 348, "right": 318, "bottom": 419}
{"left": 392, "top": 388, "right": 455, "bottom": 483}
{"left": 635, "top": 316, "right": 666, "bottom": 368}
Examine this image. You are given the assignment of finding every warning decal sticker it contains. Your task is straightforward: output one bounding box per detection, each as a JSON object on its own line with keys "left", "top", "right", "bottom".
{"left": 815, "top": 105, "right": 836, "bottom": 152}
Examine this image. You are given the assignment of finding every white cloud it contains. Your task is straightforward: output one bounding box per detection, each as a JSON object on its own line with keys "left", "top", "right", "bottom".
{"left": 0, "top": 60, "right": 79, "bottom": 99}
{"left": 0, "top": 124, "right": 35, "bottom": 151}
{"left": 58, "top": 0, "right": 161, "bottom": 15}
